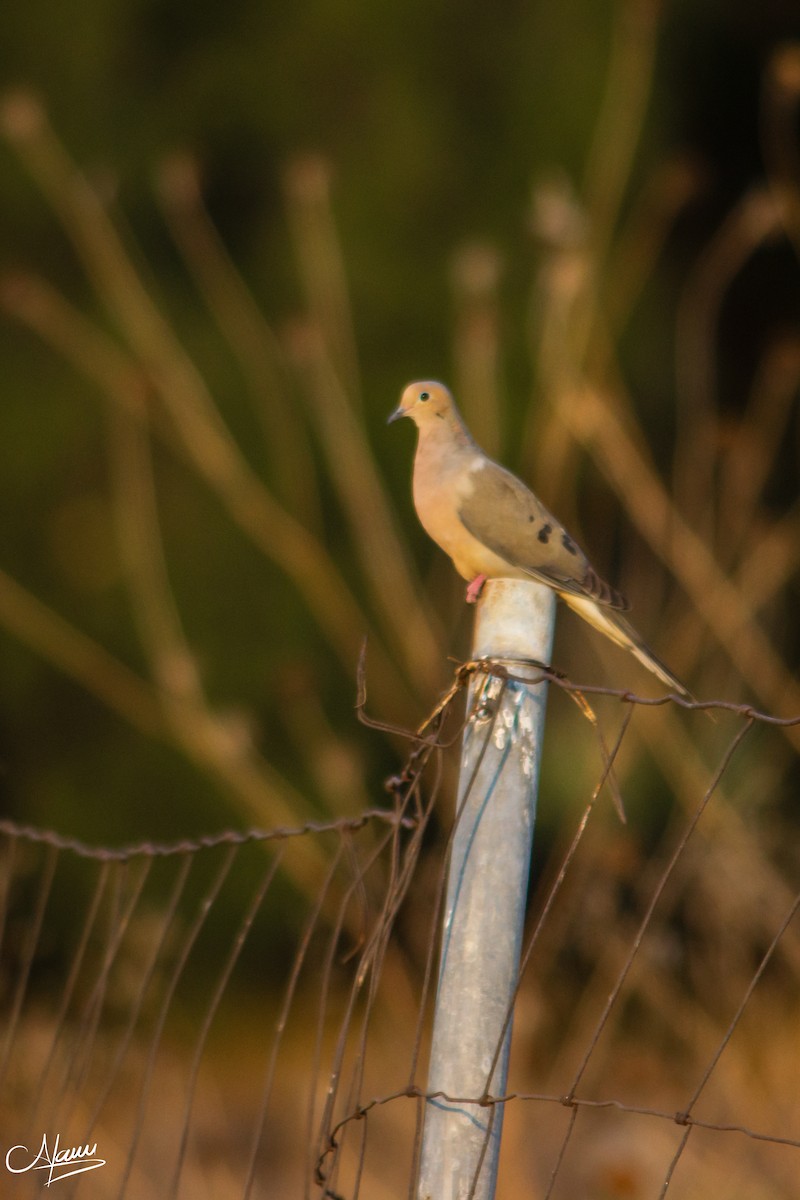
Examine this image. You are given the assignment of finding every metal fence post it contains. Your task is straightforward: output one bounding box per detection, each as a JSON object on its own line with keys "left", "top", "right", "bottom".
{"left": 416, "top": 577, "right": 556, "bottom": 1200}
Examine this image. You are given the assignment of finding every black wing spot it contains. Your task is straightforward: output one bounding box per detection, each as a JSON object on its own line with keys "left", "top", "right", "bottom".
{"left": 537, "top": 523, "right": 553, "bottom": 544}
{"left": 561, "top": 532, "right": 578, "bottom": 555}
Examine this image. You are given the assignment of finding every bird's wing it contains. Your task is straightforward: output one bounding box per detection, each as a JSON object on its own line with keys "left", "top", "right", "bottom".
{"left": 458, "top": 459, "right": 629, "bottom": 610}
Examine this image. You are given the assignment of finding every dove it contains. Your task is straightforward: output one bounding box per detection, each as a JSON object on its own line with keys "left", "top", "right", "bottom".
{"left": 389, "top": 380, "right": 689, "bottom": 696}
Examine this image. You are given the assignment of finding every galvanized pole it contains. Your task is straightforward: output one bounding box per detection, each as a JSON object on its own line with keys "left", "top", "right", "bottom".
{"left": 416, "top": 577, "right": 556, "bottom": 1200}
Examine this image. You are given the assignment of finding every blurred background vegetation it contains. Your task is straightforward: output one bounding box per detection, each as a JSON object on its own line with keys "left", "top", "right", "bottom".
{"left": 1, "top": 0, "right": 798, "bottom": 847}
{"left": 2, "top": 0, "right": 800, "bottom": 1195}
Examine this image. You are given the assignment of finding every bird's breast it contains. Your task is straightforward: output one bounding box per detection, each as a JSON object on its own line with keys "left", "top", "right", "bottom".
{"left": 412, "top": 453, "right": 517, "bottom": 581}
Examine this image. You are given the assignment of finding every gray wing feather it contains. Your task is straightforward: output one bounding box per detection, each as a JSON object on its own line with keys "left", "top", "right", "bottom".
{"left": 458, "top": 462, "right": 628, "bottom": 610}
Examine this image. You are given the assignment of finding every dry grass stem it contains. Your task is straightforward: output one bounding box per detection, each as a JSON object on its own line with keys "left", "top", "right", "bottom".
{"left": 156, "top": 154, "right": 322, "bottom": 529}
{"left": 283, "top": 155, "right": 362, "bottom": 405}
{"left": 762, "top": 43, "right": 800, "bottom": 260}
{"left": 0, "top": 566, "right": 162, "bottom": 736}
{"left": 107, "top": 393, "right": 325, "bottom": 844}
{"left": 0, "top": 100, "right": 410, "bottom": 716}
{"left": 582, "top": 0, "right": 662, "bottom": 271}
{"left": 450, "top": 242, "right": 504, "bottom": 457}
{"left": 603, "top": 157, "right": 703, "bottom": 334}
{"left": 289, "top": 324, "right": 445, "bottom": 695}
{"left": 674, "top": 188, "right": 782, "bottom": 526}
{"left": 562, "top": 384, "right": 800, "bottom": 733}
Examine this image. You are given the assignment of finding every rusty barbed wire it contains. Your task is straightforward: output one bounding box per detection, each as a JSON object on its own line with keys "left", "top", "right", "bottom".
{"left": 1, "top": 674, "right": 800, "bottom": 1198}
{"left": 0, "top": 809, "right": 419, "bottom": 862}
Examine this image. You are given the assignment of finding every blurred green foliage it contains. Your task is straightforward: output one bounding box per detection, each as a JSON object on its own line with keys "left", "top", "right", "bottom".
{"left": 2, "top": 11, "right": 800, "bottom": 1194}
{"left": 0, "top": 0, "right": 798, "bottom": 854}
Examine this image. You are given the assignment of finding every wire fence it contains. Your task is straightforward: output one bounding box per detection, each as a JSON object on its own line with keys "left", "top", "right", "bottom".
{"left": 1, "top": 666, "right": 799, "bottom": 1199}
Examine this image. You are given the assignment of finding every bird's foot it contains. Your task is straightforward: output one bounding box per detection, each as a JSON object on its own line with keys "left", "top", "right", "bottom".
{"left": 465, "top": 574, "right": 487, "bottom": 604}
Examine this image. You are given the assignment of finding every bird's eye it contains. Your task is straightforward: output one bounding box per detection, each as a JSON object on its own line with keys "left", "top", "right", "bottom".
{"left": 419, "top": 391, "right": 430, "bottom": 401}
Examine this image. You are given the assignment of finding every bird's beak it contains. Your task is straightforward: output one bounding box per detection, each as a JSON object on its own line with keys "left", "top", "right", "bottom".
{"left": 387, "top": 404, "right": 407, "bottom": 425}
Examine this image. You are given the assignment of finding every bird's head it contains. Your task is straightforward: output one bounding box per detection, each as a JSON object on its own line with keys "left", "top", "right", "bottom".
{"left": 388, "top": 380, "right": 455, "bottom": 427}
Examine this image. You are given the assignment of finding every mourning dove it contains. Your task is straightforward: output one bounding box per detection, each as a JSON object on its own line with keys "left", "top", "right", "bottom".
{"left": 389, "top": 380, "right": 689, "bottom": 696}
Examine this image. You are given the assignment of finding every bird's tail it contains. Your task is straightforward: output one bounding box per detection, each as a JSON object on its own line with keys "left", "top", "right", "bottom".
{"left": 560, "top": 593, "right": 692, "bottom": 699}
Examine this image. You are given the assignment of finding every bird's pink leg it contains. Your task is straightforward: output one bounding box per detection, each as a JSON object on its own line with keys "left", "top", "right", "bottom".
{"left": 465, "top": 574, "right": 487, "bottom": 604}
